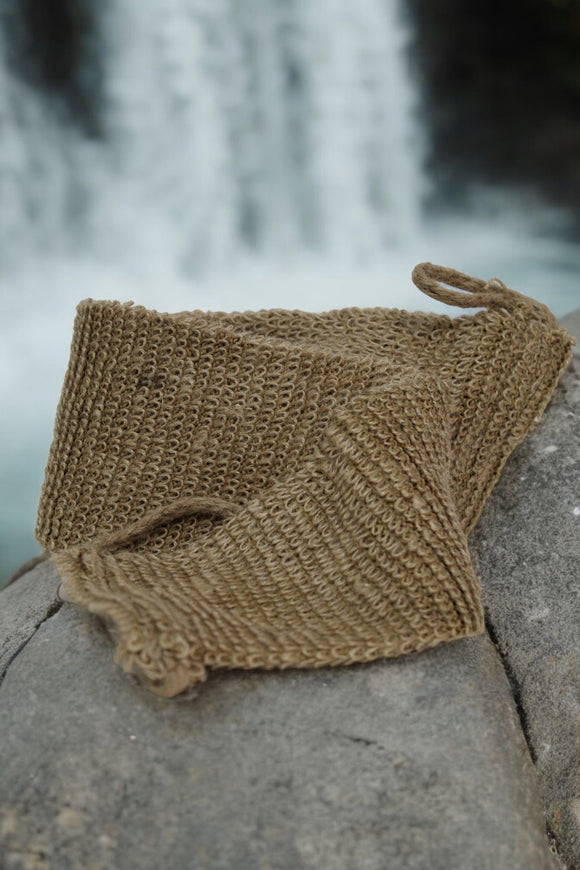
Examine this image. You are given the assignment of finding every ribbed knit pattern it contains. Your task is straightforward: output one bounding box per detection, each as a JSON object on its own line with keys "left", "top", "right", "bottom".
{"left": 36, "top": 263, "right": 575, "bottom": 697}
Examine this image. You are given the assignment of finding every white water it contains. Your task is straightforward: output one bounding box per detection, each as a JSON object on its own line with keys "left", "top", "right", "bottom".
{"left": 1, "top": 0, "right": 579, "bottom": 584}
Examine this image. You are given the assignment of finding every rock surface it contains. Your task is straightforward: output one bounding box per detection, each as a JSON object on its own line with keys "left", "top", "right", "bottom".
{"left": 472, "top": 351, "right": 580, "bottom": 869}
{"left": 560, "top": 309, "right": 580, "bottom": 356}
{"left": 0, "top": 557, "right": 60, "bottom": 678}
{"left": 0, "top": 579, "right": 556, "bottom": 870}
{"left": 2, "top": 310, "right": 579, "bottom": 870}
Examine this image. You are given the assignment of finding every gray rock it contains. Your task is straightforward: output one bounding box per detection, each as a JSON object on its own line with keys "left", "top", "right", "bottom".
{"left": 0, "top": 571, "right": 557, "bottom": 870}
{"left": 560, "top": 308, "right": 580, "bottom": 355}
{"left": 5, "top": 308, "right": 579, "bottom": 870}
{"left": 472, "top": 346, "right": 580, "bottom": 868}
{"left": 0, "top": 558, "right": 61, "bottom": 681}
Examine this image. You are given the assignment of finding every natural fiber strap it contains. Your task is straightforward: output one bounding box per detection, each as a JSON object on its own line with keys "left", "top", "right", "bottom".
{"left": 412, "top": 262, "right": 557, "bottom": 322}
{"left": 38, "top": 262, "right": 575, "bottom": 698}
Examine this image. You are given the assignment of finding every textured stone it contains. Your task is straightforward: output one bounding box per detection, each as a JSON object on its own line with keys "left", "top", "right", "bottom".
{"left": 0, "top": 570, "right": 557, "bottom": 870}
{"left": 560, "top": 308, "right": 580, "bottom": 356}
{"left": 0, "top": 558, "right": 60, "bottom": 681}
{"left": 472, "top": 343, "right": 580, "bottom": 868}
{"left": 5, "top": 306, "right": 578, "bottom": 870}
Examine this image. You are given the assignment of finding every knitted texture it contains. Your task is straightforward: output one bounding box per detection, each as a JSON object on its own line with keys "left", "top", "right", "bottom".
{"left": 36, "top": 263, "right": 575, "bottom": 697}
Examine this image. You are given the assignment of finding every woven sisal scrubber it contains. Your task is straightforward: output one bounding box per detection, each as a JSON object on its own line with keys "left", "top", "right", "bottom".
{"left": 36, "top": 263, "right": 575, "bottom": 697}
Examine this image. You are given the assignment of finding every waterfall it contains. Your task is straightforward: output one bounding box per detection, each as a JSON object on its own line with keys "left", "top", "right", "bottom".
{"left": 1, "top": 0, "right": 579, "bottom": 586}
{"left": 0, "top": 0, "right": 424, "bottom": 276}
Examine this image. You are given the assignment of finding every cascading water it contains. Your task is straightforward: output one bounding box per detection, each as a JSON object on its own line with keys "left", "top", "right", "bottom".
{"left": 1, "top": 0, "right": 425, "bottom": 274}
{"left": 1, "top": 0, "right": 579, "bottom": 584}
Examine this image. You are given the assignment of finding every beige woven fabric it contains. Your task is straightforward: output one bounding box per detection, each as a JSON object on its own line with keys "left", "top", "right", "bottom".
{"left": 36, "top": 263, "right": 574, "bottom": 697}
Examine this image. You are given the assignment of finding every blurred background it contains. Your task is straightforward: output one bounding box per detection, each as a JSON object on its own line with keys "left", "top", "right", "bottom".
{"left": 1, "top": 0, "right": 579, "bottom": 586}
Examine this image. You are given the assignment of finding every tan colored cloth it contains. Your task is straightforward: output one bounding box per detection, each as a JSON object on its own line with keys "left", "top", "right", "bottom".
{"left": 36, "top": 263, "right": 574, "bottom": 697}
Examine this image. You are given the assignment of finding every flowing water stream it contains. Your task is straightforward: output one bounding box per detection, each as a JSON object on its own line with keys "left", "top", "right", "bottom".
{"left": 1, "top": 0, "right": 579, "bottom": 583}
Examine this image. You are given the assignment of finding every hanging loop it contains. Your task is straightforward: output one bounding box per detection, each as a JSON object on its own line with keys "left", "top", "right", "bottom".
{"left": 412, "top": 262, "right": 520, "bottom": 311}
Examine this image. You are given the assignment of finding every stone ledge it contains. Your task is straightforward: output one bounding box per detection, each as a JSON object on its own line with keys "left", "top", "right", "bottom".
{"left": 0, "top": 558, "right": 61, "bottom": 682}
{"left": 2, "top": 308, "right": 578, "bottom": 870}
{"left": 0, "top": 590, "right": 557, "bottom": 870}
{"left": 560, "top": 308, "right": 580, "bottom": 355}
{"left": 472, "top": 348, "right": 580, "bottom": 868}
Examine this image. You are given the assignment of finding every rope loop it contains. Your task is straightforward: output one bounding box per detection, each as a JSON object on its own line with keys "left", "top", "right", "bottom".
{"left": 412, "top": 262, "right": 519, "bottom": 311}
